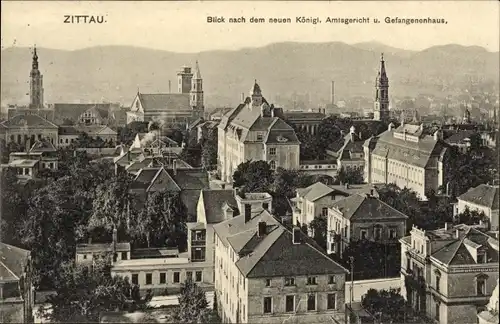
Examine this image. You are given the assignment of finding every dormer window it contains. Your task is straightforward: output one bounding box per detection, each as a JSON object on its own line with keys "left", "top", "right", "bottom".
{"left": 257, "top": 133, "right": 263, "bottom": 141}
{"left": 477, "top": 251, "right": 487, "bottom": 264}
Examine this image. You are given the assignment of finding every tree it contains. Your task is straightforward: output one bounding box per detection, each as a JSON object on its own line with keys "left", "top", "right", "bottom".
{"left": 336, "top": 166, "right": 364, "bottom": 185}
{"left": 309, "top": 215, "right": 327, "bottom": 250}
{"left": 232, "top": 160, "right": 274, "bottom": 192}
{"left": 40, "top": 258, "right": 152, "bottom": 323}
{"left": 0, "top": 139, "right": 24, "bottom": 163}
{"left": 377, "top": 184, "right": 426, "bottom": 230}
{"left": 455, "top": 206, "right": 488, "bottom": 226}
{"left": 362, "top": 288, "right": 407, "bottom": 323}
{"left": 171, "top": 280, "right": 212, "bottom": 324}
{"left": 0, "top": 167, "right": 27, "bottom": 245}
{"left": 200, "top": 130, "right": 217, "bottom": 171}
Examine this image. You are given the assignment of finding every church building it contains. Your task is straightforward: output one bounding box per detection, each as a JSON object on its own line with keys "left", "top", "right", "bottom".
{"left": 373, "top": 53, "right": 390, "bottom": 121}
{"left": 126, "top": 62, "right": 205, "bottom": 129}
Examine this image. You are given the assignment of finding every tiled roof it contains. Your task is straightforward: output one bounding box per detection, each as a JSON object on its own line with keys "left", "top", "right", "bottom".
{"left": 76, "top": 125, "right": 118, "bottom": 136}
{"left": 138, "top": 93, "right": 191, "bottom": 112}
{"left": 0, "top": 242, "right": 30, "bottom": 280}
{"left": 458, "top": 184, "right": 499, "bottom": 210}
{"left": 30, "top": 139, "right": 57, "bottom": 153}
{"left": 331, "top": 194, "right": 409, "bottom": 221}
{"left": 444, "top": 130, "right": 476, "bottom": 145}
{"left": 209, "top": 107, "right": 232, "bottom": 118}
{"left": 76, "top": 242, "right": 130, "bottom": 253}
{"left": 329, "top": 184, "right": 381, "bottom": 197}
{"left": 168, "top": 168, "right": 209, "bottom": 190}
{"left": 297, "top": 182, "right": 335, "bottom": 202}
{"left": 58, "top": 126, "right": 81, "bottom": 135}
{"left": 1, "top": 114, "right": 58, "bottom": 129}
{"left": 130, "top": 167, "right": 208, "bottom": 193}
{"left": 370, "top": 128, "right": 448, "bottom": 168}
{"left": 200, "top": 189, "right": 238, "bottom": 224}
{"left": 284, "top": 111, "right": 325, "bottom": 120}
{"left": 9, "top": 159, "right": 39, "bottom": 168}
{"left": 213, "top": 210, "right": 348, "bottom": 278}
{"left": 52, "top": 103, "right": 111, "bottom": 124}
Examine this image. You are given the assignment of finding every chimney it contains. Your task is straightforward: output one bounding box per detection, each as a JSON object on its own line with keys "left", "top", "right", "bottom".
{"left": 258, "top": 221, "right": 267, "bottom": 237}
{"left": 331, "top": 81, "right": 335, "bottom": 105}
{"left": 444, "top": 222, "right": 450, "bottom": 231}
{"left": 172, "top": 159, "right": 177, "bottom": 175}
{"left": 169, "top": 80, "right": 171, "bottom": 93}
{"left": 221, "top": 184, "right": 226, "bottom": 189}
{"left": 292, "top": 226, "right": 301, "bottom": 244}
{"left": 244, "top": 204, "right": 252, "bottom": 223}
{"left": 455, "top": 229, "right": 460, "bottom": 238}
{"left": 345, "top": 183, "right": 350, "bottom": 189}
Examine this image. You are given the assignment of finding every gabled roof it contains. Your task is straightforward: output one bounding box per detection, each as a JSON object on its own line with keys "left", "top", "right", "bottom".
{"left": 77, "top": 125, "right": 117, "bottom": 136}
{"left": 1, "top": 114, "right": 58, "bottom": 129}
{"left": 58, "top": 126, "right": 80, "bottom": 135}
{"left": 29, "top": 139, "right": 57, "bottom": 153}
{"left": 297, "top": 182, "right": 335, "bottom": 202}
{"left": 444, "top": 130, "right": 476, "bottom": 145}
{"left": 137, "top": 93, "right": 191, "bottom": 112}
{"left": 52, "top": 103, "right": 111, "bottom": 124}
{"left": 0, "top": 242, "right": 30, "bottom": 281}
{"left": 331, "top": 194, "right": 409, "bottom": 221}
{"left": 213, "top": 210, "right": 348, "bottom": 278}
{"left": 458, "top": 184, "right": 499, "bottom": 210}
{"left": 199, "top": 189, "right": 238, "bottom": 224}
{"left": 130, "top": 167, "right": 208, "bottom": 193}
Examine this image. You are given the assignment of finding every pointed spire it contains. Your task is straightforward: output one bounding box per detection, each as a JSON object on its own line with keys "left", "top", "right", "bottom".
{"left": 251, "top": 80, "right": 262, "bottom": 96}
{"left": 379, "top": 52, "right": 387, "bottom": 78}
{"left": 194, "top": 60, "right": 202, "bottom": 79}
{"left": 32, "top": 44, "right": 39, "bottom": 70}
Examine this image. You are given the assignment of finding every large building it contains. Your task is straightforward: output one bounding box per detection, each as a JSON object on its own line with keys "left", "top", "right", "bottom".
{"left": 0, "top": 242, "right": 34, "bottom": 323}
{"left": 363, "top": 122, "right": 451, "bottom": 200}
{"left": 218, "top": 82, "right": 300, "bottom": 183}
{"left": 327, "top": 126, "right": 365, "bottom": 170}
{"left": 400, "top": 223, "right": 499, "bottom": 324}
{"left": 213, "top": 192, "right": 348, "bottom": 324}
{"left": 126, "top": 63, "right": 204, "bottom": 128}
{"left": 0, "top": 114, "right": 59, "bottom": 147}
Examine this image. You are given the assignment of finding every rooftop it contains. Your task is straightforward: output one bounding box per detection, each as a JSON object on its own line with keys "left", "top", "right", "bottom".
{"left": 458, "top": 184, "right": 499, "bottom": 210}
{"left": 112, "top": 257, "right": 190, "bottom": 269}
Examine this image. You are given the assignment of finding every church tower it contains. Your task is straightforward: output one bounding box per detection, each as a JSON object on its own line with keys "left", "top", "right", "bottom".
{"left": 190, "top": 61, "right": 204, "bottom": 117}
{"left": 177, "top": 66, "right": 193, "bottom": 94}
{"left": 373, "top": 53, "right": 389, "bottom": 121}
{"left": 29, "top": 45, "right": 44, "bottom": 109}
{"left": 250, "top": 80, "right": 263, "bottom": 107}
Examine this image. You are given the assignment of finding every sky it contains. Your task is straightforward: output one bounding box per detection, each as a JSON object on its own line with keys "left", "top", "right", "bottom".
{"left": 1, "top": 1, "right": 499, "bottom": 52}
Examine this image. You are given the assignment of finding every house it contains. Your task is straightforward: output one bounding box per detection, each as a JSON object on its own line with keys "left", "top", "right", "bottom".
{"left": 213, "top": 192, "right": 348, "bottom": 324}
{"left": 77, "top": 125, "right": 118, "bottom": 142}
{"left": 443, "top": 130, "right": 478, "bottom": 153}
{"left": 129, "top": 167, "right": 209, "bottom": 221}
{"left": 76, "top": 229, "right": 131, "bottom": 265}
{"left": 327, "top": 192, "right": 408, "bottom": 255}
{"left": 327, "top": 126, "right": 365, "bottom": 170}
{"left": 218, "top": 81, "right": 300, "bottom": 183}
{"left": 291, "top": 182, "right": 350, "bottom": 231}
{"left": 400, "top": 223, "right": 499, "bottom": 324}
{"left": 0, "top": 114, "right": 59, "bottom": 147}
{"left": 364, "top": 123, "right": 451, "bottom": 200}
{"left": 58, "top": 126, "right": 80, "bottom": 147}
{"left": 51, "top": 103, "right": 114, "bottom": 126}
{"left": 186, "top": 189, "right": 239, "bottom": 285}
{"left": 196, "top": 120, "right": 218, "bottom": 143}
{"left": 456, "top": 184, "right": 499, "bottom": 230}
{"left": 0, "top": 242, "right": 34, "bottom": 323}
{"left": 209, "top": 108, "right": 232, "bottom": 121}
{"left": 283, "top": 110, "right": 325, "bottom": 135}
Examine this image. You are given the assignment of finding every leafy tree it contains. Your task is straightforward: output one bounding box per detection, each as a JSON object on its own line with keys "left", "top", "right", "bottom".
{"left": 455, "top": 206, "right": 488, "bottom": 226}
{"left": 40, "top": 258, "right": 152, "bottom": 323}
{"left": 233, "top": 160, "right": 274, "bottom": 193}
{"left": 309, "top": 215, "right": 327, "bottom": 250}
{"left": 0, "top": 167, "right": 27, "bottom": 245}
{"left": 336, "top": 166, "right": 364, "bottom": 185}
{"left": 377, "top": 184, "right": 425, "bottom": 230}
{"left": 117, "top": 121, "right": 149, "bottom": 145}
{"left": 295, "top": 128, "right": 323, "bottom": 160}
{"left": 0, "top": 140, "right": 24, "bottom": 163}
{"left": 200, "top": 129, "right": 217, "bottom": 171}
{"left": 362, "top": 288, "right": 407, "bottom": 323}
{"left": 181, "top": 141, "right": 202, "bottom": 167}
{"left": 171, "top": 280, "right": 213, "bottom": 324}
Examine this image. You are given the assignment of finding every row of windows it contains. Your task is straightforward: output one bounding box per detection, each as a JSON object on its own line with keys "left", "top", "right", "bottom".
{"left": 264, "top": 275, "right": 337, "bottom": 287}
{"left": 130, "top": 270, "right": 203, "bottom": 285}
{"left": 263, "top": 293, "right": 337, "bottom": 314}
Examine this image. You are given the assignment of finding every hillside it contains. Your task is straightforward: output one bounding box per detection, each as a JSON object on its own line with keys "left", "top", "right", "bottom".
{"left": 1, "top": 42, "right": 498, "bottom": 110}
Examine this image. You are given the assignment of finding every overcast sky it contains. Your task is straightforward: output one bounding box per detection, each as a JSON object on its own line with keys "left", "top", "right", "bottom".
{"left": 1, "top": 1, "right": 499, "bottom": 52}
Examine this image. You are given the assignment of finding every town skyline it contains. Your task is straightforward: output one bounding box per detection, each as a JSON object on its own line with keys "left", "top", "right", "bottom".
{"left": 2, "top": 1, "right": 499, "bottom": 53}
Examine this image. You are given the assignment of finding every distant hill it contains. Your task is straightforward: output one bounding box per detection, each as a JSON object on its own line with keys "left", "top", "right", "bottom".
{"left": 1, "top": 42, "right": 498, "bottom": 110}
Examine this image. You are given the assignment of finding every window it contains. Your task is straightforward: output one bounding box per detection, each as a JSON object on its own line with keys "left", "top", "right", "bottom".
{"left": 322, "top": 207, "right": 328, "bottom": 217}
{"left": 269, "top": 147, "right": 276, "bottom": 155}
{"left": 265, "top": 279, "right": 271, "bottom": 287}
{"left": 328, "top": 275, "right": 336, "bottom": 284}
{"left": 435, "top": 274, "right": 440, "bottom": 293}
{"left": 307, "top": 276, "right": 317, "bottom": 285}
{"left": 146, "top": 273, "right": 152, "bottom": 285}
{"left": 121, "top": 252, "right": 127, "bottom": 260}
{"left": 173, "top": 272, "right": 180, "bottom": 283}
{"left": 361, "top": 230, "right": 367, "bottom": 240}
{"left": 186, "top": 271, "right": 193, "bottom": 281}
{"left": 327, "top": 293, "right": 336, "bottom": 310}
{"left": 374, "top": 226, "right": 382, "bottom": 240}
{"left": 477, "top": 278, "right": 486, "bottom": 295}
{"left": 269, "top": 161, "right": 276, "bottom": 170}
{"left": 284, "top": 277, "right": 295, "bottom": 286}
{"left": 83, "top": 254, "right": 87, "bottom": 260}
{"left": 435, "top": 300, "right": 440, "bottom": 321}
{"left": 285, "top": 295, "right": 295, "bottom": 312}
{"left": 257, "top": 134, "right": 263, "bottom": 141}
{"left": 307, "top": 294, "right": 316, "bottom": 311}
{"left": 263, "top": 297, "right": 272, "bottom": 314}
{"left": 131, "top": 274, "right": 138, "bottom": 285}
{"left": 160, "top": 273, "right": 166, "bottom": 284}
{"left": 477, "top": 252, "right": 486, "bottom": 264}
{"left": 196, "top": 271, "right": 202, "bottom": 282}
{"left": 389, "top": 229, "right": 397, "bottom": 239}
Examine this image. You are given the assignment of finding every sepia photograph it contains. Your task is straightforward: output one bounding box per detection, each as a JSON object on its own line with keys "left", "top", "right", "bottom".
{"left": 0, "top": 0, "right": 499, "bottom": 323}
